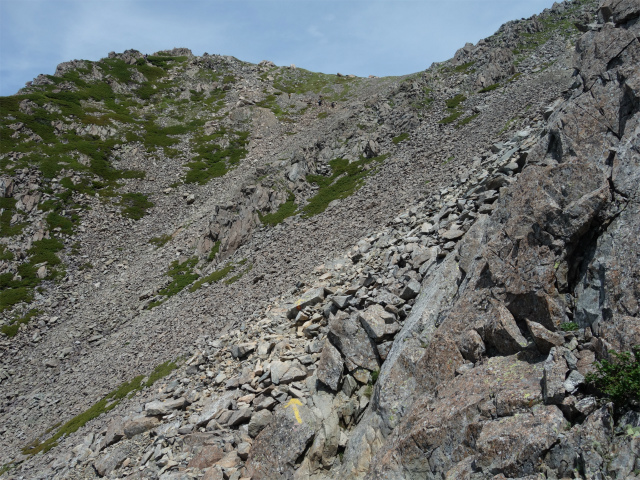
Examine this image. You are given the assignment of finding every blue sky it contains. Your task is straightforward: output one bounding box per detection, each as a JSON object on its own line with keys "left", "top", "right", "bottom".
{"left": 1, "top": 0, "right": 558, "bottom": 97}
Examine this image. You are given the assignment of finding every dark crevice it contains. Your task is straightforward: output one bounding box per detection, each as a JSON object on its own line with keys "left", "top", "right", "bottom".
{"left": 545, "top": 129, "right": 564, "bottom": 163}
{"left": 565, "top": 198, "right": 628, "bottom": 296}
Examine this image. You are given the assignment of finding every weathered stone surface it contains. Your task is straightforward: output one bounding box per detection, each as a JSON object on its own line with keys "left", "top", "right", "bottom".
{"left": 94, "top": 446, "right": 127, "bottom": 477}
{"left": 484, "top": 300, "right": 528, "bottom": 355}
{"left": 543, "top": 347, "right": 568, "bottom": 405}
{"left": 144, "top": 397, "right": 187, "bottom": 416}
{"left": 123, "top": 416, "right": 159, "bottom": 438}
{"left": 399, "top": 279, "right": 421, "bottom": 301}
{"left": 100, "top": 417, "right": 124, "bottom": 450}
{"left": 231, "top": 342, "right": 256, "bottom": 359}
{"left": 316, "top": 341, "right": 344, "bottom": 391}
{"left": 328, "top": 311, "right": 379, "bottom": 371}
{"left": 358, "top": 304, "right": 398, "bottom": 341}
{"left": 287, "top": 287, "right": 325, "bottom": 319}
{"left": 187, "top": 444, "right": 224, "bottom": 470}
{"left": 248, "top": 409, "right": 273, "bottom": 438}
{"left": 526, "top": 319, "right": 563, "bottom": 355}
{"left": 189, "top": 391, "right": 237, "bottom": 426}
{"left": 246, "top": 401, "right": 319, "bottom": 479}
{"left": 475, "top": 405, "right": 565, "bottom": 476}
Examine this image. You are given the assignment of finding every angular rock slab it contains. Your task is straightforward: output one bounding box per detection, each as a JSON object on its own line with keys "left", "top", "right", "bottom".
{"left": 475, "top": 405, "right": 565, "bottom": 476}
{"left": 189, "top": 390, "right": 238, "bottom": 426}
{"left": 286, "top": 287, "right": 325, "bottom": 319}
{"left": 246, "top": 400, "right": 319, "bottom": 479}
{"left": 358, "top": 304, "right": 399, "bottom": 341}
{"left": 328, "top": 311, "right": 379, "bottom": 372}
{"left": 316, "top": 341, "right": 344, "bottom": 391}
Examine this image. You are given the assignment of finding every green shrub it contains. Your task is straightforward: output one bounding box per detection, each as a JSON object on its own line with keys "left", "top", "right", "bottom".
{"left": 479, "top": 83, "right": 500, "bottom": 93}
{"left": 560, "top": 322, "right": 579, "bottom": 332}
{"left": 207, "top": 240, "right": 221, "bottom": 261}
{"left": 189, "top": 262, "right": 235, "bottom": 292}
{"left": 149, "top": 234, "right": 172, "bottom": 247}
{"left": 0, "top": 287, "right": 33, "bottom": 312}
{"left": 1, "top": 309, "right": 40, "bottom": 338}
{"left": 317, "top": 112, "right": 328, "bottom": 119}
{"left": 456, "top": 113, "right": 479, "bottom": 128}
{"left": 453, "top": 61, "right": 475, "bottom": 73}
{"left": 302, "top": 155, "right": 387, "bottom": 218}
{"left": 119, "top": 193, "right": 154, "bottom": 220}
{"left": 439, "top": 110, "right": 464, "bottom": 125}
{"left": 157, "top": 257, "right": 199, "bottom": 298}
{"left": 392, "top": 133, "right": 410, "bottom": 144}
{"left": 445, "top": 94, "right": 467, "bottom": 109}
{"left": 185, "top": 130, "right": 249, "bottom": 184}
{"left": 258, "top": 193, "right": 297, "bottom": 226}
{"left": 585, "top": 346, "right": 640, "bottom": 407}
{"left": 22, "top": 358, "right": 179, "bottom": 456}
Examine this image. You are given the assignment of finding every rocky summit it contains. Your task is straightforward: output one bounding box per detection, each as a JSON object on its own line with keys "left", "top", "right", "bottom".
{"left": 1, "top": 0, "right": 639, "bottom": 478}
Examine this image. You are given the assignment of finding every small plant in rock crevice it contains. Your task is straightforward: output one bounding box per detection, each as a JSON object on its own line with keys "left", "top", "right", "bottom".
{"left": 585, "top": 346, "right": 640, "bottom": 408}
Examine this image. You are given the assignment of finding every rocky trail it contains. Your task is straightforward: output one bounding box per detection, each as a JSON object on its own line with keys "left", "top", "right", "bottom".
{"left": 1, "top": 0, "right": 640, "bottom": 478}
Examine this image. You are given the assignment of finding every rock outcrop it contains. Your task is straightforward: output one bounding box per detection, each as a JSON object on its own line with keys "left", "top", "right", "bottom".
{"left": 1, "top": 0, "right": 639, "bottom": 479}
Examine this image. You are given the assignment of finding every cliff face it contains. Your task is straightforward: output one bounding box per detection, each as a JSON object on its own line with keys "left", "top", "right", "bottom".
{"left": 1, "top": 0, "right": 639, "bottom": 479}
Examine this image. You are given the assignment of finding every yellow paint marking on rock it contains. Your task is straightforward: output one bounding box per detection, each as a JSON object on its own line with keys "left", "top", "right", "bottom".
{"left": 284, "top": 398, "right": 303, "bottom": 424}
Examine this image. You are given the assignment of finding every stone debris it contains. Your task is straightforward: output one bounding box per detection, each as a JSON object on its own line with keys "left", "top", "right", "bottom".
{"left": 2, "top": 1, "right": 640, "bottom": 479}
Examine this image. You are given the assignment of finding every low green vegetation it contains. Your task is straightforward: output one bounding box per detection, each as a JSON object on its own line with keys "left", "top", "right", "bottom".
{"left": 440, "top": 94, "right": 468, "bottom": 125}
{"left": 560, "top": 322, "right": 579, "bottom": 332}
{"left": 411, "top": 87, "right": 434, "bottom": 111}
{"left": 586, "top": 346, "right": 640, "bottom": 408}
{"left": 258, "top": 192, "right": 297, "bottom": 226}
{"left": 190, "top": 262, "right": 235, "bottom": 292}
{"left": 439, "top": 110, "right": 464, "bottom": 125}
{"left": 302, "top": 155, "right": 388, "bottom": 218}
{"left": 224, "top": 259, "right": 251, "bottom": 285}
{"left": 185, "top": 129, "right": 249, "bottom": 184}
{"left": 392, "top": 133, "right": 410, "bottom": 144}
{"left": 119, "top": 193, "right": 154, "bottom": 220}
{"left": 499, "top": 117, "right": 518, "bottom": 134}
{"left": 149, "top": 233, "right": 172, "bottom": 247}
{"left": 445, "top": 94, "right": 467, "bottom": 109}
{"left": 1, "top": 309, "right": 40, "bottom": 337}
{"left": 22, "top": 360, "right": 178, "bottom": 456}
{"left": 0, "top": 238, "right": 65, "bottom": 312}
{"left": 207, "top": 240, "right": 221, "bottom": 261}
{"left": 452, "top": 61, "right": 476, "bottom": 74}
{"left": 478, "top": 83, "right": 500, "bottom": 93}
{"left": 157, "top": 257, "right": 199, "bottom": 298}
{"left": 456, "top": 113, "right": 479, "bottom": 128}
{"left": 272, "top": 68, "right": 358, "bottom": 101}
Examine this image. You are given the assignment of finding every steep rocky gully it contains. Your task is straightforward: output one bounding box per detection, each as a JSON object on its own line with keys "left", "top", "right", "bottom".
{"left": 0, "top": 0, "right": 639, "bottom": 479}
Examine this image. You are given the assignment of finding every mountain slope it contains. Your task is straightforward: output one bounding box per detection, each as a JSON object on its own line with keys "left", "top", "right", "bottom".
{"left": 3, "top": 0, "right": 640, "bottom": 478}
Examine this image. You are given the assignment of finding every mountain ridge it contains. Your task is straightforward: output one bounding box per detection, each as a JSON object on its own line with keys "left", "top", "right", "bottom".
{"left": 3, "top": 0, "right": 640, "bottom": 478}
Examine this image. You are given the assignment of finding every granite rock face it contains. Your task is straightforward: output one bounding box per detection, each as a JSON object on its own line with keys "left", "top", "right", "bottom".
{"left": 3, "top": 1, "right": 640, "bottom": 479}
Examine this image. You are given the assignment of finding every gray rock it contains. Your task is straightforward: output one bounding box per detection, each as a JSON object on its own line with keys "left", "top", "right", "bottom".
{"left": 123, "top": 416, "right": 159, "bottom": 438}
{"left": 358, "top": 304, "right": 398, "bottom": 340}
{"left": 246, "top": 401, "right": 319, "bottom": 479}
{"left": 543, "top": 347, "right": 568, "bottom": 405}
{"left": 563, "top": 370, "right": 585, "bottom": 394}
{"left": 328, "top": 311, "right": 380, "bottom": 372}
{"left": 248, "top": 409, "right": 273, "bottom": 438}
{"left": 226, "top": 407, "right": 252, "bottom": 427}
{"left": 94, "top": 446, "right": 127, "bottom": 477}
{"left": 316, "top": 341, "right": 344, "bottom": 391}
{"left": 526, "top": 319, "right": 564, "bottom": 355}
{"left": 287, "top": 288, "right": 325, "bottom": 319}
{"left": 189, "top": 390, "right": 237, "bottom": 426}
{"left": 231, "top": 342, "right": 256, "bottom": 359}
{"left": 145, "top": 397, "right": 187, "bottom": 416}
{"left": 269, "top": 360, "right": 291, "bottom": 385}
